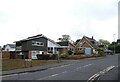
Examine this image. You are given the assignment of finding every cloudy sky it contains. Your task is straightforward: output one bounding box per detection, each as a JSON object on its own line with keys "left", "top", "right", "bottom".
{"left": 0, "top": 0, "right": 119, "bottom": 46}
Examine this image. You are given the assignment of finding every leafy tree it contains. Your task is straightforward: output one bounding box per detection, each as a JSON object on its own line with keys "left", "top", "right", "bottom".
{"left": 58, "top": 35, "right": 71, "bottom": 42}
{"left": 108, "top": 42, "right": 120, "bottom": 53}
{"left": 99, "top": 39, "right": 110, "bottom": 46}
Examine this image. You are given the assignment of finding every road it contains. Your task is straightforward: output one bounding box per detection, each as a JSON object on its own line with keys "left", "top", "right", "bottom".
{"left": 2, "top": 54, "right": 119, "bottom": 81}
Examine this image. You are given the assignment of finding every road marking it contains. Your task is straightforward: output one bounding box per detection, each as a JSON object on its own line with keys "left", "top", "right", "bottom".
{"left": 50, "top": 74, "right": 59, "bottom": 77}
{"left": 38, "top": 73, "right": 59, "bottom": 80}
{"left": 61, "top": 71, "right": 67, "bottom": 74}
{"left": 87, "top": 65, "right": 115, "bottom": 82}
{"left": 83, "top": 64, "right": 92, "bottom": 67}
{"left": 49, "top": 64, "right": 72, "bottom": 69}
{"left": 76, "top": 64, "right": 92, "bottom": 70}
{"left": 38, "top": 63, "right": 93, "bottom": 80}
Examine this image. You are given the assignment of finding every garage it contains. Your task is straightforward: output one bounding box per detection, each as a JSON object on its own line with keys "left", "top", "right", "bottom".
{"left": 85, "top": 48, "right": 91, "bottom": 55}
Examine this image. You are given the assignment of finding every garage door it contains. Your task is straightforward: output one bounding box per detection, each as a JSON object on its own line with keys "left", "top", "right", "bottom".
{"left": 85, "top": 48, "right": 91, "bottom": 55}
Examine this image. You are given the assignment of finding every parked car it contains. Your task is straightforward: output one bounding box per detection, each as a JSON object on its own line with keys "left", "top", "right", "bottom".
{"left": 104, "top": 50, "right": 113, "bottom": 55}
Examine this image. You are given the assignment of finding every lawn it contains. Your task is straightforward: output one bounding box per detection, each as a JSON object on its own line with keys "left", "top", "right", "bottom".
{"left": 1, "top": 59, "right": 58, "bottom": 71}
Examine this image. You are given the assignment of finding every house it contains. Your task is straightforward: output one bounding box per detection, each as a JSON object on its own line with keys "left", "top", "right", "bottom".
{"left": 76, "top": 36, "right": 98, "bottom": 55}
{"left": 2, "top": 44, "right": 15, "bottom": 51}
{"left": 75, "top": 39, "right": 81, "bottom": 45}
{"left": 57, "top": 41, "right": 76, "bottom": 55}
{"left": 14, "top": 34, "right": 61, "bottom": 59}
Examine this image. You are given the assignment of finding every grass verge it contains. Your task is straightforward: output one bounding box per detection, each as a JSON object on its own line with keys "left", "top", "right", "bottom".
{"left": 1, "top": 59, "right": 57, "bottom": 71}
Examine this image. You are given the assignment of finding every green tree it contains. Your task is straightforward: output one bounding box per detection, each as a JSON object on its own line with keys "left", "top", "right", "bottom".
{"left": 99, "top": 39, "right": 110, "bottom": 46}
{"left": 108, "top": 42, "right": 120, "bottom": 53}
{"left": 58, "top": 35, "right": 71, "bottom": 42}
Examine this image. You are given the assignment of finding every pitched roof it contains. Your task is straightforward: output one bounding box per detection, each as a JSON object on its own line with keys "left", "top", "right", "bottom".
{"left": 75, "top": 39, "right": 81, "bottom": 45}
{"left": 57, "top": 41, "right": 69, "bottom": 46}
{"left": 14, "top": 34, "right": 60, "bottom": 47}
{"left": 77, "top": 36, "right": 98, "bottom": 48}
{"left": 84, "top": 36, "right": 97, "bottom": 48}
{"left": 6, "top": 44, "right": 16, "bottom": 48}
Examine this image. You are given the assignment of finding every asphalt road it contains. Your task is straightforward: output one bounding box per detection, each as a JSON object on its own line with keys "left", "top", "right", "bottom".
{"left": 2, "top": 54, "right": 119, "bottom": 81}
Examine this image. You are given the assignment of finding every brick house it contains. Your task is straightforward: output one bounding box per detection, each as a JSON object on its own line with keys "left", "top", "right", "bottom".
{"left": 57, "top": 41, "right": 76, "bottom": 55}
{"left": 76, "top": 36, "right": 98, "bottom": 55}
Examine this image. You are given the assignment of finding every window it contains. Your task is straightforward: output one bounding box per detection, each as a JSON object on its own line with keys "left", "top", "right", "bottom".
{"left": 48, "top": 47, "right": 53, "bottom": 53}
{"left": 48, "top": 47, "right": 53, "bottom": 51}
{"left": 48, "top": 47, "right": 50, "bottom": 51}
{"left": 32, "top": 41, "right": 44, "bottom": 46}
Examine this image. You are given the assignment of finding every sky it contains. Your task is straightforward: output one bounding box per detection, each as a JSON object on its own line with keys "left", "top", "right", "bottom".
{"left": 0, "top": 0, "right": 119, "bottom": 46}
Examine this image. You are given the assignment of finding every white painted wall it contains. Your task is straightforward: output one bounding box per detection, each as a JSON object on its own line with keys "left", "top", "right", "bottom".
{"left": 47, "top": 40, "right": 59, "bottom": 54}
{"left": 31, "top": 51, "right": 43, "bottom": 59}
{"left": 4, "top": 45, "right": 15, "bottom": 51}
{"left": 48, "top": 40, "right": 59, "bottom": 47}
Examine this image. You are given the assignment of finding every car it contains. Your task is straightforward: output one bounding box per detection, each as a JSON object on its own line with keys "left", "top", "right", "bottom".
{"left": 104, "top": 50, "right": 113, "bottom": 55}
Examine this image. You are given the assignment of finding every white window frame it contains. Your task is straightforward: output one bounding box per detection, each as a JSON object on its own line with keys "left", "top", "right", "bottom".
{"left": 32, "top": 41, "right": 44, "bottom": 46}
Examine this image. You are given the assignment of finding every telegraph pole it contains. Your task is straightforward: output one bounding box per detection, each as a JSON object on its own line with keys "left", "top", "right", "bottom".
{"left": 113, "top": 34, "right": 115, "bottom": 55}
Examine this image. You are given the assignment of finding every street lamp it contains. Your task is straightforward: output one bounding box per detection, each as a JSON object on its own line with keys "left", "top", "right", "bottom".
{"left": 113, "top": 34, "right": 115, "bottom": 55}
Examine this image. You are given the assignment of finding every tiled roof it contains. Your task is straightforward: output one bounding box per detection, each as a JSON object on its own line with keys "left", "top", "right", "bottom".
{"left": 57, "top": 41, "right": 69, "bottom": 46}
{"left": 7, "top": 44, "right": 16, "bottom": 48}
{"left": 14, "top": 34, "right": 61, "bottom": 46}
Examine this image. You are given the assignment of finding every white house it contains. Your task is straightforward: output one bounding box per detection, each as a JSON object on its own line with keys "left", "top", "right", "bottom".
{"left": 3, "top": 44, "right": 15, "bottom": 51}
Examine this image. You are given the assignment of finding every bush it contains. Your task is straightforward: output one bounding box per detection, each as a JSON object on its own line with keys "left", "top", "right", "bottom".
{"left": 60, "top": 53, "right": 69, "bottom": 58}
{"left": 67, "top": 55, "right": 80, "bottom": 59}
{"left": 50, "top": 54, "right": 57, "bottom": 59}
{"left": 37, "top": 54, "right": 50, "bottom": 60}
{"left": 96, "top": 48, "right": 104, "bottom": 56}
{"left": 67, "top": 50, "right": 73, "bottom": 55}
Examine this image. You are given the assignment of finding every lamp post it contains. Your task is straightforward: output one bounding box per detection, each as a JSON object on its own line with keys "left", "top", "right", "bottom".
{"left": 113, "top": 34, "right": 115, "bottom": 55}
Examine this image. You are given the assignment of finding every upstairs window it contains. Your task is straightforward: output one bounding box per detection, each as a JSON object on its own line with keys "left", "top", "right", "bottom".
{"left": 32, "top": 41, "right": 44, "bottom": 46}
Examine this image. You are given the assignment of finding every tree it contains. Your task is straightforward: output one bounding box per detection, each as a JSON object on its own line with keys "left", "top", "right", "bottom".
{"left": 99, "top": 39, "right": 110, "bottom": 47}
{"left": 108, "top": 42, "right": 120, "bottom": 53}
{"left": 58, "top": 35, "right": 71, "bottom": 42}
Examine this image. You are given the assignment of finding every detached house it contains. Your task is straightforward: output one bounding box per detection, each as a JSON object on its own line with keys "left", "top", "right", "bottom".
{"left": 3, "top": 44, "right": 16, "bottom": 51}
{"left": 57, "top": 41, "right": 76, "bottom": 55}
{"left": 14, "top": 34, "right": 61, "bottom": 59}
{"left": 76, "top": 36, "right": 98, "bottom": 55}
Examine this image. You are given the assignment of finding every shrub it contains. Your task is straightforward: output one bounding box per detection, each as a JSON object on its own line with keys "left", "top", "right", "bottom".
{"left": 67, "top": 50, "right": 73, "bottom": 55}
{"left": 67, "top": 55, "right": 80, "bottom": 59}
{"left": 80, "top": 55, "right": 87, "bottom": 58}
{"left": 60, "top": 53, "right": 69, "bottom": 58}
{"left": 96, "top": 48, "right": 104, "bottom": 56}
{"left": 50, "top": 54, "right": 57, "bottom": 59}
{"left": 37, "top": 54, "right": 50, "bottom": 60}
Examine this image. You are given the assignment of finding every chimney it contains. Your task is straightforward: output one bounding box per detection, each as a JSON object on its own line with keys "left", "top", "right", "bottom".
{"left": 92, "top": 36, "right": 93, "bottom": 39}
